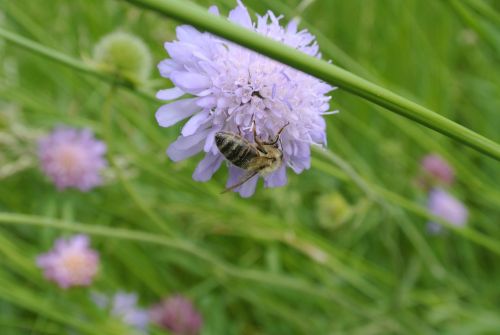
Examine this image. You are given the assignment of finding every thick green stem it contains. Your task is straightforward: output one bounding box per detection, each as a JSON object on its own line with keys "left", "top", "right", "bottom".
{"left": 121, "top": 0, "right": 500, "bottom": 161}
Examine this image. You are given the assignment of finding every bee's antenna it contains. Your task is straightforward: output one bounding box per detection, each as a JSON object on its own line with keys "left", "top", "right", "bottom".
{"left": 268, "top": 122, "right": 290, "bottom": 145}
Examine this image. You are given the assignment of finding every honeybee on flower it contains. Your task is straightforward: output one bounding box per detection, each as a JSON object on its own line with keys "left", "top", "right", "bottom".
{"left": 156, "top": 1, "right": 335, "bottom": 197}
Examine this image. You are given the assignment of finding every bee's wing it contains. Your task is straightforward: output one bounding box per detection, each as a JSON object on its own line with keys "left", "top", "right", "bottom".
{"left": 222, "top": 171, "right": 258, "bottom": 194}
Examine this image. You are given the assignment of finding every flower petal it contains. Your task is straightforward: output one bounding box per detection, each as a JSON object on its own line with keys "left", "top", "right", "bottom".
{"left": 156, "top": 87, "right": 185, "bottom": 100}
{"left": 204, "top": 128, "right": 221, "bottom": 153}
{"left": 176, "top": 25, "right": 200, "bottom": 42}
{"left": 156, "top": 98, "right": 200, "bottom": 128}
{"left": 165, "top": 42, "right": 193, "bottom": 61}
{"left": 166, "top": 131, "right": 207, "bottom": 162}
{"left": 182, "top": 110, "right": 210, "bottom": 137}
{"left": 208, "top": 5, "right": 219, "bottom": 15}
{"left": 229, "top": 1, "right": 253, "bottom": 28}
{"left": 264, "top": 165, "right": 287, "bottom": 188}
{"left": 193, "top": 153, "right": 223, "bottom": 182}
{"left": 238, "top": 174, "right": 258, "bottom": 197}
{"left": 226, "top": 166, "right": 258, "bottom": 197}
{"left": 170, "top": 71, "right": 211, "bottom": 94}
{"left": 158, "top": 59, "right": 182, "bottom": 77}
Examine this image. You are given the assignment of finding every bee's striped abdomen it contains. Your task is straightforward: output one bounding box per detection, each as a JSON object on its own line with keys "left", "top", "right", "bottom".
{"left": 215, "top": 132, "right": 258, "bottom": 169}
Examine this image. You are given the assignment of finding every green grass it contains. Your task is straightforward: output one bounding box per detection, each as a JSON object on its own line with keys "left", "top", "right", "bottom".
{"left": 0, "top": 0, "right": 499, "bottom": 334}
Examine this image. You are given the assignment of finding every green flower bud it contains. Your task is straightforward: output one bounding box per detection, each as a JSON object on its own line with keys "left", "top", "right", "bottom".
{"left": 316, "top": 193, "right": 352, "bottom": 229}
{"left": 93, "top": 31, "right": 152, "bottom": 86}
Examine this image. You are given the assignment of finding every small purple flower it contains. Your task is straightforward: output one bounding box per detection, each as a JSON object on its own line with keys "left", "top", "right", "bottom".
{"left": 38, "top": 127, "right": 107, "bottom": 191}
{"left": 92, "top": 291, "right": 150, "bottom": 330}
{"left": 427, "top": 188, "right": 468, "bottom": 234}
{"left": 156, "top": 1, "right": 334, "bottom": 197}
{"left": 36, "top": 234, "right": 99, "bottom": 289}
{"left": 421, "top": 154, "right": 454, "bottom": 185}
{"left": 150, "top": 295, "right": 202, "bottom": 335}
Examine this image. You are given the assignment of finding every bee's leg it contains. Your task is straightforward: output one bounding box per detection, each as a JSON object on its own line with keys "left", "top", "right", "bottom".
{"left": 267, "top": 122, "right": 289, "bottom": 145}
{"left": 237, "top": 125, "right": 242, "bottom": 136}
{"left": 222, "top": 171, "right": 258, "bottom": 194}
{"left": 252, "top": 120, "right": 264, "bottom": 147}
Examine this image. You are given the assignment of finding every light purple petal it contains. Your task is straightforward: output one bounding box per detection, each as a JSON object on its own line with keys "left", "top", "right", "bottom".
{"left": 238, "top": 174, "right": 258, "bottom": 197}
{"left": 156, "top": 98, "right": 200, "bottom": 128}
{"left": 176, "top": 25, "right": 200, "bottom": 42}
{"left": 170, "top": 71, "right": 211, "bottom": 93}
{"left": 167, "top": 131, "right": 208, "bottom": 162}
{"left": 428, "top": 188, "right": 468, "bottom": 227}
{"left": 226, "top": 166, "right": 258, "bottom": 197}
{"left": 156, "top": 87, "right": 185, "bottom": 100}
{"left": 71, "top": 234, "right": 90, "bottom": 248}
{"left": 228, "top": 1, "right": 253, "bottom": 28}
{"left": 204, "top": 128, "right": 221, "bottom": 153}
{"left": 158, "top": 59, "right": 182, "bottom": 77}
{"left": 182, "top": 110, "right": 210, "bottom": 137}
{"left": 165, "top": 42, "right": 194, "bottom": 62}
{"left": 287, "top": 19, "right": 298, "bottom": 34}
{"left": 193, "top": 153, "right": 223, "bottom": 181}
{"left": 196, "top": 96, "right": 217, "bottom": 109}
{"left": 264, "top": 165, "right": 287, "bottom": 188}
{"left": 208, "top": 5, "right": 219, "bottom": 15}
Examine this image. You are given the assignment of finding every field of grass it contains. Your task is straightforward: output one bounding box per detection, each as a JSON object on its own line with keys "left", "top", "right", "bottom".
{"left": 0, "top": 0, "right": 499, "bottom": 334}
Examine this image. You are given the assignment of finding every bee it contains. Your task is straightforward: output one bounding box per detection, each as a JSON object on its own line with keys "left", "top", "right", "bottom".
{"left": 215, "top": 121, "right": 289, "bottom": 193}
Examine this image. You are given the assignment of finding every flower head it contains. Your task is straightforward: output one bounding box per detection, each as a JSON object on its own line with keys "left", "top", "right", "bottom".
{"left": 156, "top": 1, "right": 334, "bottom": 197}
{"left": 38, "top": 127, "right": 107, "bottom": 191}
{"left": 93, "top": 31, "right": 152, "bottom": 85}
{"left": 92, "top": 291, "right": 150, "bottom": 331}
{"left": 36, "top": 234, "right": 99, "bottom": 289}
{"left": 420, "top": 154, "right": 454, "bottom": 186}
{"left": 427, "top": 188, "right": 468, "bottom": 234}
{"left": 149, "top": 295, "right": 202, "bottom": 335}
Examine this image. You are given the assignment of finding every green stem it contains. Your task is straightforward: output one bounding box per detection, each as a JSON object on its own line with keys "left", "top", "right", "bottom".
{"left": 121, "top": 0, "right": 500, "bottom": 161}
{"left": 0, "top": 212, "right": 347, "bottom": 305}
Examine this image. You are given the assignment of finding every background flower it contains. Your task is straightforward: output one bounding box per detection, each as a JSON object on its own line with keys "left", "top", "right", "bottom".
{"left": 156, "top": 1, "right": 334, "bottom": 197}
{"left": 149, "top": 295, "right": 202, "bottom": 335}
{"left": 421, "top": 153, "right": 455, "bottom": 185}
{"left": 36, "top": 234, "right": 99, "bottom": 289}
{"left": 38, "top": 127, "right": 107, "bottom": 191}
{"left": 92, "top": 291, "right": 150, "bottom": 331}
{"left": 427, "top": 188, "right": 468, "bottom": 234}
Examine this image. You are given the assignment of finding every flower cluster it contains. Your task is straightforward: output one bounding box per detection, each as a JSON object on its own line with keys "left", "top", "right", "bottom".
{"left": 156, "top": 1, "right": 334, "bottom": 197}
{"left": 38, "top": 127, "right": 107, "bottom": 191}
{"left": 150, "top": 295, "right": 203, "bottom": 335}
{"left": 417, "top": 154, "right": 468, "bottom": 234}
{"left": 36, "top": 234, "right": 99, "bottom": 289}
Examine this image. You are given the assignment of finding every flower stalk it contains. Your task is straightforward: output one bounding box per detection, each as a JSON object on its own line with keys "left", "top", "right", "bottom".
{"left": 122, "top": 0, "right": 500, "bottom": 161}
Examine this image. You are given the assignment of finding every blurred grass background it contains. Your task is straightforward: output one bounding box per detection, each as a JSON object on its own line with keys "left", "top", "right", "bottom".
{"left": 0, "top": 0, "right": 500, "bottom": 334}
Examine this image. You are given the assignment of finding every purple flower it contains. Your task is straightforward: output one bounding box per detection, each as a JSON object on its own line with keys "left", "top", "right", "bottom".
{"left": 92, "top": 291, "right": 150, "bottom": 331}
{"left": 156, "top": 1, "right": 334, "bottom": 197}
{"left": 421, "top": 154, "right": 454, "bottom": 185}
{"left": 38, "top": 127, "right": 107, "bottom": 191}
{"left": 427, "top": 188, "right": 468, "bottom": 234}
{"left": 150, "top": 295, "right": 202, "bottom": 335}
{"left": 36, "top": 234, "right": 99, "bottom": 289}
